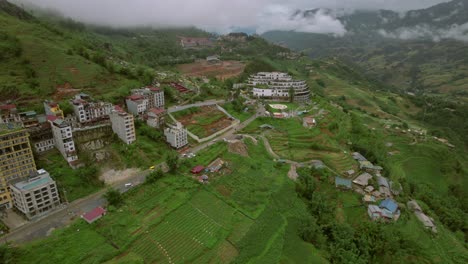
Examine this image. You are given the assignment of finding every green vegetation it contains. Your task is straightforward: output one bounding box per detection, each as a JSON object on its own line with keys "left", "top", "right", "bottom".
{"left": 36, "top": 151, "right": 102, "bottom": 202}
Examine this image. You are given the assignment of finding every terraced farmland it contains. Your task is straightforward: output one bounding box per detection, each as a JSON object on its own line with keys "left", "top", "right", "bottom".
{"left": 129, "top": 205, "right": 223, "bottom": 263}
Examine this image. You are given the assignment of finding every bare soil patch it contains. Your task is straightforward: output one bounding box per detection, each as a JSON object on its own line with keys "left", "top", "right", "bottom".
{"left": 228, "top": 140, "right": 249, "bottom": 157}
{"left": 178, "top": 60, "right": 245, "bottom": 80}
{"left": 100, "top": 168, "right": 140, "bottom": 184}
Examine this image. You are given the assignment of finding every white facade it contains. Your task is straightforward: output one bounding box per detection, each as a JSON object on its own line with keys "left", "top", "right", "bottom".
{"left": 248, "top": 72, "right": 310, "bottom": 102}
{"left": 164, "top": 122, "right": 188, "bottom": 149}
{"left": 110, "top": 106, "right": 136, "bottom": 145}
{"left": 10, "top": 169, "right": 60, "bottom": 219}
{"left": 125, "top": 95, "right": 148, "bottom": 116}
{"left": 71, "top": 94, "right": 113, "bottom": 123}
{"left": 49, "top": 118, "right": 78, "bottom": 165}
{"left": 147, "top": 108, "right": 166, "bottom": 129}
{"left": 34, "top": 138, "right": 55, "bottom": 153}
{"left": 131, "top": 87, "right": 165, "bottom": 109}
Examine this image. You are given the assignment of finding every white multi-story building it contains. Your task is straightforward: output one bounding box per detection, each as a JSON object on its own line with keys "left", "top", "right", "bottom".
{"left": 147, "top": 108, "right": 166, "bottom": 129}
{"left": 110, "top": 106, "right": 136, "bottom": 145}
{"left": 70, "top": 93, "right": 113, "bottom": 123}
{"left": 48, "top": 116, "right": 79, "bottom": 166}
{"left": 248, "top": 72, "right": 310, "bottom": 102}
{"left": 164, "top": 122, "right": 188, "bottom": 149}
{"left": 10, "top": 169, "right": 60, "bottom": 219}
{"left": 125, "top": 95, "right": 149, "bottom": 116}
{"left": 130, "top": 87, "right": 165, "bottom": 109}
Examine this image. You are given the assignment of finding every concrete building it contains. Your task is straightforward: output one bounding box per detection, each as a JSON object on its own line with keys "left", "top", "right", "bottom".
{"left": 0, "top": 104, "right": 21, "bottom": 125}
{"left": 19, "top": 111, "right": 39, "bottom": 128}
{"left": 125, "top": 95, "right": 148, "bottom": 116}
{"left": 10, "top": 169, "right": 60, "bottom": 219}
{"left": 131, "top": 87, "right": 165, "bottom": 109}
{"left": 110, "top": 106, "right": 136, "bottom": 145}
{"left": 248, "top": 72, "right": 310, "bottom": 102}
{"left": 147, "top": 108, "right": 166, "bottom": 129}
{"left": 44, "top": 100, "right": 64, "bottom": 119}
{"left": 164, "top": 122, "right": 188, "bottom": 149}
{"left": 48, "top": 116, "right": 79, "bottom": 166}
{"left": 70, "top": 93, "right": 113, "bottom": 123}
{"left": 0, "top": 123, "right": 37, "bottom": 209}
{"left": 29, "top": 123, "right": 55, "bottom": 153}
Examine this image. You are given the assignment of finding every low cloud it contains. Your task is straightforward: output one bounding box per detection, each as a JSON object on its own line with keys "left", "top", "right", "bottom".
{"left": 256, "top": 6, "right": 346, "bottom": 35}
{"left": 378, "top": 23, "right": 468, "bottom": 42}
{"left": 13, "top": 0, "right": 448, "bottom": 34}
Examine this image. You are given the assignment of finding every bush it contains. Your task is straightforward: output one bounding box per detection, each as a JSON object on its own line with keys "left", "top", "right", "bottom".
{"left": 104, "top": 188, "right": 123, "bottom": 207}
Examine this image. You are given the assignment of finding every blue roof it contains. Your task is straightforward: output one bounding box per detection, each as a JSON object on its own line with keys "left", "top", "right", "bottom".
{"left": 380, "top": 199, "right": 398, "bottom": 213}
{"left": 335, "top": 176, "right": 352, "bottom": 189}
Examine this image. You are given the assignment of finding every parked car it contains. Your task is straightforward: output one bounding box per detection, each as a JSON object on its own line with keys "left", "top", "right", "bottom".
{"left": 124, "top": 183, "right": 133, "bottom": 188}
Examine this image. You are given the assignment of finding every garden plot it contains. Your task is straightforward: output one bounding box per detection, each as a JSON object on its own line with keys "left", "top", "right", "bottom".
{"left": 172, "top": 106, "right": 233, "bottom": 138}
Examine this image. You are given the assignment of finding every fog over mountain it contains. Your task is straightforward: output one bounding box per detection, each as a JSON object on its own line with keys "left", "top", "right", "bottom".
{"left": 13, "top": 0, "right": 449, "bottom": 34}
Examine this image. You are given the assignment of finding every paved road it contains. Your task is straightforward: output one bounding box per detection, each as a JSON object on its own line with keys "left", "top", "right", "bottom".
{"left": 1, "top": 170, "right": 151, "bottom": 245}
{"left": 1, "top": 103, "right": 262, "bottom": 245}
{"left": 167, "top": 99, "right": 225, "bottom": 113}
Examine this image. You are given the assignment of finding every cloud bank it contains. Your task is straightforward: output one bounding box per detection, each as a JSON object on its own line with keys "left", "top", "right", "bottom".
{"left": 378, "top": 23, "right": 468, "bottom": 42}
{"left": 14, "top": 0, "right": 449, "bottom": 35}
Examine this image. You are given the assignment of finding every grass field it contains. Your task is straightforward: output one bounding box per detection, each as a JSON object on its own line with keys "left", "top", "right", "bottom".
{"left": 241, "top": 117, "right": 357, "bottom": 173}
{"left": 172, "top": 106, "right": 232, "bottom": 138}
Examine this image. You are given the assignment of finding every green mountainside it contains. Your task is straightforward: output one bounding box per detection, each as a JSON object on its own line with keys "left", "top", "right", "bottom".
{"left": 0, "top": 1, "right": 467, "bottom": 264}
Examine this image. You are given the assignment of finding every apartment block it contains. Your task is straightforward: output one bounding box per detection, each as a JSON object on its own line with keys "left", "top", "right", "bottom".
{"left": 48, "top": 116, "right": 79, "bottom": 166}
{"left": 125, "top": 95, "right": 148, "bottom": 116}
{"left": 147, "top": 108, "right": 166, "bottom": 129}
{"left": 110, "top": 106, "right": 136, "bottom": 145}
{"left": 70, "top": 93, "right": 113, "bottom": 123}
{"left": 0, "top": 123, "right": 37, "bottom": 209}
{"left": 131, "top": 87, "right": 165, "bottom": 109}
{"left": 164, "top": 122, "right": 188, "bottom": 149}
{"left": 44, "top": 100, "right": 64, "bottom": 119}
{"left": 248, "top": 72, "right": 310, "bottom": 102}
{"left": 10, "top": 169, "right": 60, "bottom": 219}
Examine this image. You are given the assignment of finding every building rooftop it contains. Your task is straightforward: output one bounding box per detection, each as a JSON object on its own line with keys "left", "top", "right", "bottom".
{"left": 0, "top": 104, "right": 17, "bottom": 111}
{"left": 380, "top": 199, "right": 398, "bottom": 214}
{"left": 335, "top": 176, "right": 352, "bottom": 189}
{"left": 148, "top": 108, "right": 166, "bottom": 115}
{"left": 0, "top": 122, "right": 23, "bottom": 135}
{"left": 12, "top": 170, "right": 53, "bottom": 191}
{"left": 82, "top": 206, "right": 106, "bottom": 223}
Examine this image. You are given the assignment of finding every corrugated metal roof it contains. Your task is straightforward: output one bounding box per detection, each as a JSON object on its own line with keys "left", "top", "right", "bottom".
{"left": 380, "top": 199, "right": 398, "bottom": 213}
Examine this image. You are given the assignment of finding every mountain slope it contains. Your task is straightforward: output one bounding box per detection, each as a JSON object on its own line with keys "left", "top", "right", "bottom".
{"left": 262, "top": 0, "right": 468, "bottom": 99}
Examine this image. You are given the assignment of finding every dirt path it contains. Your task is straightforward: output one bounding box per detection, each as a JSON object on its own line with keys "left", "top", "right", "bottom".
{"left": 288, "top": 164, "right": 298, "bottom": 180}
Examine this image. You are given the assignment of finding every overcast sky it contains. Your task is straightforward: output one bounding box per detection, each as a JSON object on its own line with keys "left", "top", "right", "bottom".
{"left": 15, "top": 0, "right": 450, "bottom": 34}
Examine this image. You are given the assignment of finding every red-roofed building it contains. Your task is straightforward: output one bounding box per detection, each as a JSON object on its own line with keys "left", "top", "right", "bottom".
{"left": 147, "top": 108, "right": 166, "bottom": 129}
{"left": 82, "top": 206, "right": 106, "bottom": 224}
{"left": 0, "top": 104, "right": 21, "bottom": 124}
{"left": 179, "top": 37, "right": 214, "bottom": 49}
{"left": 191, "top": 165, "right": 205, "bottom": 174}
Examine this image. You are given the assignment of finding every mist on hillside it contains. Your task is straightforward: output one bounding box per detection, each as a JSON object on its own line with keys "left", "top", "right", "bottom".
{"left": 13, "top": 0, "right": 449, "bottom": 34}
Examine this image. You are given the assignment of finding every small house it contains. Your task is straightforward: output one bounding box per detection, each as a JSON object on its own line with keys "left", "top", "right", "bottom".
{"left": 198, "top": 174, "right": 209, "bottom": 183}
{"left": 345, "top": 169, "right": 355, "bottom": 177}
{"left": 363, "top": 195, "right": 376, "bottom": 203}
{"left": 335, "top": 176, "right": 352, "bottom": 190}
{"left": 364, "top": 185, "right": 375, "bottom": 193}
{"left": 303, "top": 116, "right": 317, "bottom": 128}
{"left": 82, "top": 207, "right": 106, "bottom": 224}
{"left": 352, "top": 172, "right": 373, "bottom": 187}
{"left": 191, "top": 165, "right": 205, "bottom": 174}
{"left": 379, "top": 199, "right": 398, "bottom": 214}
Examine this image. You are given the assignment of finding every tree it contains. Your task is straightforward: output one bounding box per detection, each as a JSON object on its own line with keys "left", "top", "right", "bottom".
{"left": 104, "top": 188, "right": 123, "bottom": 207}
{"left": 0, "top": 244, "right": 18, "bottom": 264}
{"left": 166, "top": 152, "right": 179, "bottom": 173}
{"left": 146, "top": 169, "right": 164, "bottom": 184}
{"left": 288, "top": 86, "right": 294, "bottom": 102}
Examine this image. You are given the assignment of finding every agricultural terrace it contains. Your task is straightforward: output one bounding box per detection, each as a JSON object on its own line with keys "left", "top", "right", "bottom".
{"left": 171, "top": 105, "right": 233, "bottom": 138}
{"left": 241, "top": 116, "right": 357, "bottom": 173}
{"left": 177, "top": 60, "right": 245, "bottom": 80}
{"left": 15, "top": 138, "right": 328, "bottom": 264}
